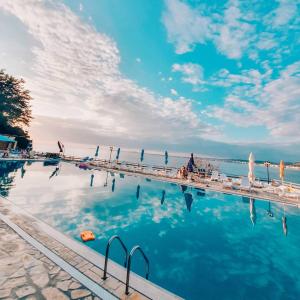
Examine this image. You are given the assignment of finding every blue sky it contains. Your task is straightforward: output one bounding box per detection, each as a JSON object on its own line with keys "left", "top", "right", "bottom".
{"left": 0, "top": 0, "right": 299, "bottom": 160}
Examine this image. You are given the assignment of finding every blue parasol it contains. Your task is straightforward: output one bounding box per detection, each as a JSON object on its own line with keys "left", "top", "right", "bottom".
{"left": 164, "top": 150, "right": 168, "bottom": 165}
{"left": 140, "top": 149, "right": 144, "bottom": 162}
{"left": 116, "top": 148, "right": 121, "bottom": 160}
{"left": 95, "top": 145, "right": 99, "bottom": 157}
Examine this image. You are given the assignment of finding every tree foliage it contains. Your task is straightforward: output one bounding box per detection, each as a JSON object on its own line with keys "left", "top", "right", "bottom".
{"left": 0, "top": 69, "right": 33, "bottom": 149}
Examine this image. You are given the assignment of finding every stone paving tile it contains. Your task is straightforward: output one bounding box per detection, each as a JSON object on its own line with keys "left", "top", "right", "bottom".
{"left": 0, "top": 220, "right": 102, "bottom": 300}
{"left": 0, "top": 205, "right": 158, "bottom": 300}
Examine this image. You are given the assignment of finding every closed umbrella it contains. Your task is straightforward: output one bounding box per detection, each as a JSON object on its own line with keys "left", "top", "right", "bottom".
{"left": 248, "top": 152, "right": 255, "bottom": 184}
{"left": 95, "top": 145, "right": 99, "bottom": 158}
{"left": 140, "top": 149, "right": 144, "bottom": 163}
{"left": 116, "top": 148, "right": 121, "bottom": 160}
{"left": 164, "top": 150, "right": 168, "bottom": 165}
{"left": 280, "top": 160, "right": 285, "bottom": 183}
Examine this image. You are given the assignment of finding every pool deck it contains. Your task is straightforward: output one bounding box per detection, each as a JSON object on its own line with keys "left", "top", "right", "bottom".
{"left": 80, "top": 160, "right": 300, "bottom": 207}
{"left": 0, "top": 198, "right": 183, "bottom": 300}
{"left": 0, "top": 219, "right": 100, "bottom": 300}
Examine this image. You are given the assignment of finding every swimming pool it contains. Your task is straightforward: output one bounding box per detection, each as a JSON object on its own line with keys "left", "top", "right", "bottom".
{"left": 1, "top": 161, "right": 300, "bottom": 299}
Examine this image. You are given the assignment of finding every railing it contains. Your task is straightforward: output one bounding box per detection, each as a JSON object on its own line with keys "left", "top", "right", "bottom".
{"left": 102, "top": 235, "right": 128, "bottom": 280}
{"left": 125, "top": 245, "right": 149, "bottom": 295}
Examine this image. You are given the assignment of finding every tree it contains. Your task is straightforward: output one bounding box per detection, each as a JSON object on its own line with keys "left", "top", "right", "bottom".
{"left": 0, "top": 69, "right": 33, "bottom": 149}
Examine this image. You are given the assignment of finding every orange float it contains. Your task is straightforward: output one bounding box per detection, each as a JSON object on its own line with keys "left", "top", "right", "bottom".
{"left": 80, "top": 231, "right": 95, "bottom": 242}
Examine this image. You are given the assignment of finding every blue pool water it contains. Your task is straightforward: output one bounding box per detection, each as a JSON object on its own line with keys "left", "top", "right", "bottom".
{"left": 1, "top": 161, "right": 300, "bottom": 299}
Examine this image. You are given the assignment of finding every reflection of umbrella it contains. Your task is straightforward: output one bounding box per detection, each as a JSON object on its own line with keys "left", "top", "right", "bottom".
{"left": 282, "top": 216, "right": 288, "bottom": 236}
{"left": 164, "top": 151, "right": 168, "bottom": 165}
{"left": 248, "top": 152, "right": 255, "bottom": 184}
{"left": 267, "top": 201, "right": 273, "bottom": 217}
{"left": 104, "top": 171, "right": 109, "bottom": 187}
{"left": 161, "top": 190, "right": 166, "bottom": 205}
{"left": 197, "top": 189, "right": 205, "bottom": 197}
{"left": 140, "top": 149, "right": 144, "bottom": 163}
{"left": 280, "top": 160, "right": 285, "bottom": 183}
{"left": 136, "top": 185, "right": 140, "bottom": 199}
{"left": 112, "top": 178, "right": 116, "bottom": 192}
{"left": 181, "top": 185, "right": 187, "bottom": 193}
{"left": 90, "top": 174, "right": 94, "bottom": 187}
{"left": 116, "top": 148, "right": 121, "bottom": 160}
{"left": 49, "top": 167, "right": 60, "bottom": 179}
{"left": 58, "top": 141, "right": 64, "bottom": 153}
{"left": 21, "top": 166, "right": 26, "bottom": 178}
{"left": 95, "top": 145, "right": 99, "bottom": 157}
{"left": 282, "top": 205, "right": 287, "bottom": 236}
{"left": 184, "top": 193, "right": 193, "bottom": 212}
{"left": 242, "top": 196, "right": 250, "bottom": 203}
{"left": 250, "top": 198, "right": 256, "bottom": 226}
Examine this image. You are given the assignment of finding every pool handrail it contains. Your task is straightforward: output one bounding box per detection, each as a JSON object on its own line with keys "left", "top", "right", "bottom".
{"left": 102, "top": 235, "right": 128, "bottom": 280}
{"left": 125, "top": 245, "right": 149, "bottom": 295}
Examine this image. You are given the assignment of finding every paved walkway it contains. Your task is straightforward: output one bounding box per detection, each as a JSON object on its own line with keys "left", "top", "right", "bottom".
{"left": 0, "top": 220, "right": 100, "bottom": 300}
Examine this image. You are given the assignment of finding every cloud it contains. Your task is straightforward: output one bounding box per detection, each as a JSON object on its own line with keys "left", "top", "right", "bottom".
{"left": 172, "top": 63, "right": 204, "bottom": 86}
{"left": 170, "top": 88, "right": 178, "bottom": 96}
{"left": 270, "top": 0, "right": 299, "bottom": 27}
{"left": 213, "top": 0, "right": 255, "bottom": 59}
{"left": 162, "top": 0, "right": 211, "bottom": 54}
{"left": 208, "top": 62, "right": 300, "bottom": 142}
{"left": 162, "top": 0, "right": 299, "bottom": 61}
{"left": 162, "top": 0, "right": 254, "bottom": 59}
{"left": 0, "top": 0, "right": 218, "bottom": 147}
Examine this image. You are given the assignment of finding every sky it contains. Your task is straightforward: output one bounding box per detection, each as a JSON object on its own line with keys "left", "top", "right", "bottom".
{"left": 0, "top": 0, "right": 299, "bottom": 161}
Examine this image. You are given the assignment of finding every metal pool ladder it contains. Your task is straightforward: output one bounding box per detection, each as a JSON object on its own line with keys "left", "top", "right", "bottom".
{"left": 102, "top": 235, "right": 128, "bottom": 280}
{"left": 125, "top": 245, "right": 150, "bottom": 295}
{"left": 102, "top": 236, "right": 150, "bottom": 295}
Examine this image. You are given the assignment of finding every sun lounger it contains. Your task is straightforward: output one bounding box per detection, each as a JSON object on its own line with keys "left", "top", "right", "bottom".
{"left": 240, "top": 177, "right": 251, "bottom": 191}
{"left": 223, "top": 181, "right": 232, "bottom": 189}
{"left": 232, "top": 178, "right": 241, "bottom": 185}
{"left": 284, "top": 192, "right": 300, "bottom": 200}
{"left": 210, "top": 171, "right": 219, "bottom": 181}
{"left": 219, "top": 173, "right": 228, "bottom": 182}
{"left": 252, "top": 180, "right": 264, "bottom": 188}
{"left": 263, "top": 184, "right": 277, "bottom": 194}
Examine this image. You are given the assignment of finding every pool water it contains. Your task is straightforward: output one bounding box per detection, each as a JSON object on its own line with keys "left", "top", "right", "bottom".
{"left": 1, "top": 161, "right": 300, "bottom": 300}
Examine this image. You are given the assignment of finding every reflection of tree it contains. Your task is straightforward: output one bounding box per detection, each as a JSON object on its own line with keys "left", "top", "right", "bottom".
{"left": 0, "top": 161, "right": 24, "bottom": 197}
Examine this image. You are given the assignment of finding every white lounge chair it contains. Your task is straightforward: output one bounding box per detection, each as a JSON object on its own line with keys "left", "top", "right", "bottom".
{"left": 284, "top": 192, "right": 300, "bottom": 200}
{"left": 232, "top": 178, "right": 241, "bottom": 185}
{"left": 252, "top": 180, "right": 264, "bottom": 188}
{"left": 210, "top": 171, "right": 219, "bottom": 181}
{"left": 263, "top": 184, "right": 277, "bottom": 194}
{"left": 240, "top": 177, "right": 251, "bottom": 191}
{"left": 223, "top": 181, "right": 232, "bottom": 189}
{"left": 219, "top": 173, "right": 228, "bottom": 182}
